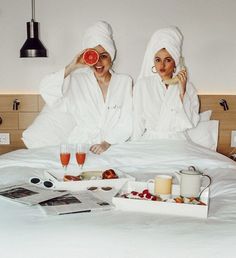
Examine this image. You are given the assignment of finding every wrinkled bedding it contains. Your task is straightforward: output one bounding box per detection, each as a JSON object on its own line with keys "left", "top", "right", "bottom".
{"left": 0, "top": 139, "right": 236, "bottom": 258}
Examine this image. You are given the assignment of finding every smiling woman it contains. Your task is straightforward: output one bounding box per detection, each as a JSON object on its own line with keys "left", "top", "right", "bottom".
{"left": 132, "top": 26, "right": 200, "bottom": 141}
{"left": 39, "top": 21, "right": 133, "bottom": 155}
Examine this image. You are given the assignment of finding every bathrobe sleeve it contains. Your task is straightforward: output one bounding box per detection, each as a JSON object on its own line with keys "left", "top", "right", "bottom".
{"left": 39, "top": 68, "right": 69, "bottom": 111}
{"left": 183, "top": 82, "right": 200, "bottom": 127}
{"left": 132, "top": 78, "right": 200, "bottom": 139}
{"left": 157, "top": 82, "right": 199, "bottom": 132}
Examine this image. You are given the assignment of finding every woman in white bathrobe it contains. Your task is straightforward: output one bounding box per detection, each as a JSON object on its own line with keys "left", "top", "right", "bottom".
{"left": 133, "top": 26, "right": 199, "bottom": 140}
{"left": 40, "top": 21, "right": 133, "bottom": 154}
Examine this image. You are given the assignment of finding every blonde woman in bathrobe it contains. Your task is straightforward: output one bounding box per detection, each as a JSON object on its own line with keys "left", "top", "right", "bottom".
{"left": 132, "top": 26, "right": 200, "bottom": 140}
{"left": 40, "top": 21, "right": 132, "bottom": 154}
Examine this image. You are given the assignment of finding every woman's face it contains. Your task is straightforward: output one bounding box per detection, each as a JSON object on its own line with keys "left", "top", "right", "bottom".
{"left": 91, "top": 45, "right": 112, "bottom": 78}
{"left": 154, "top": 48, "right": 176, "bottom": 80}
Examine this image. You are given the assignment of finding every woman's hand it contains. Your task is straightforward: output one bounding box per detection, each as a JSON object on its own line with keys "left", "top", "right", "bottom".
{"left": 176, "top": 69, "right": 187, "bottom": 101}
{"left": 90, "top": 141, "right": 111, "bottom": 155}
{"left": 64, "top": 50, "right": 87, "bottom": 78}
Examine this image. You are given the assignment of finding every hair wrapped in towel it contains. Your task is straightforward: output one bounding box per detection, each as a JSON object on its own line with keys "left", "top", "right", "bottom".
{"left": 138, "top": 26, "right": 183, "bottom": 79}
{"left": 82, "top": 21, "right": 116, "bottom": 61}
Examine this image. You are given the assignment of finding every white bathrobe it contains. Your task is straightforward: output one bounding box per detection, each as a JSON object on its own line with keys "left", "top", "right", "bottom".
{"left": 132, "top": 74, "right": 199, "bottom": 140}
{"left": 40, "top": 68, "right": 133, "bottom": 144}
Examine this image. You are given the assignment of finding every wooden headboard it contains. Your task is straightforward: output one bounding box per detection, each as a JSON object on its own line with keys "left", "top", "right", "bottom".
{"left": 199, "top": 95, "right": 236, "bottom": 156}
{"left": 0, "top": 95, "right": 44, "bottom": 154}
{"left": 0, "top": 94, "right": 235, "bottom": 156}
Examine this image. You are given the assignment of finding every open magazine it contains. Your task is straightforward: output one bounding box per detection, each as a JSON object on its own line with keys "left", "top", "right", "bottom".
{"left": 39, "top": 191, "right": 113, "bottom": 215}
{"left": 0, "top": 183, "right": 113, "bottom": 215}
{"left": 0, "top": 183, "right": 66, "bottom": 205}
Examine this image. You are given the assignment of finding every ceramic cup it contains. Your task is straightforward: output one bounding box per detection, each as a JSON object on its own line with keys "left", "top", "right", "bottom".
{"left": 147, "top": 175, "right": 172, "bottom": 199}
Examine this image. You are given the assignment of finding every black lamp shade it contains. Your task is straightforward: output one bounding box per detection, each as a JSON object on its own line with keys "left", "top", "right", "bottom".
{"left": 20, "top": 21, "right": 47, "bottom": 58}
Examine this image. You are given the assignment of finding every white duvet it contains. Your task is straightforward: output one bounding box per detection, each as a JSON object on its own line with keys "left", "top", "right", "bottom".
{"left": 1, "top": 139, "right": 235, "bottom": 172}
{"left": 0, "top": 139, "right": 236, "bottom": 258}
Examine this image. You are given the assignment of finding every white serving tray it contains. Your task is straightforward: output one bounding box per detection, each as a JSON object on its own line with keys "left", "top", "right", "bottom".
{"left": 112, "top": 181, "right": 209, "bottom": 218}
{"left": 44, "top": 169, "right": 135, "bottom": 192}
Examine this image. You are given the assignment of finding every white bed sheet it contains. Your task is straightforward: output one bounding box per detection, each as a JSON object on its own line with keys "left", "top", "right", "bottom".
{"left": 0, "top": 139, "right": 236, "bottom": 258}
{"left": 1, "top": 139, "right": 235, "bottom": 172}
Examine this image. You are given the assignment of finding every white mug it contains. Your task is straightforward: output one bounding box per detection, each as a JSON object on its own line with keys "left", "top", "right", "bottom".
{"left": 147, "top": 175, "right": 172, "bottom": 199}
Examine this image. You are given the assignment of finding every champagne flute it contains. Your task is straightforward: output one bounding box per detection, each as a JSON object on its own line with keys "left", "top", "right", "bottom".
{"left": 60, "top": 143, "right": 71, "bottom": 171}
{"left": 76, "top": 144, "right": 87, "bottom": 170}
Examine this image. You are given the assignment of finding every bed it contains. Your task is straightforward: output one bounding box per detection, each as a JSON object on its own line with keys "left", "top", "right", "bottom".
{"left": 0, "top": 138, "right": 236, "bottom": 258}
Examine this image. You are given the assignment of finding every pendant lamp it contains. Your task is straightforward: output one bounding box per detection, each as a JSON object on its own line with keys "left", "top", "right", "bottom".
{"left": 20, "top": 0, "right": 47, "bottom": 58}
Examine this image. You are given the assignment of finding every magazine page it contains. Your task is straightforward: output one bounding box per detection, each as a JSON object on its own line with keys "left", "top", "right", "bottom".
{"left": 0, "top": 184, "right": 66, "bottom": 205}
{"left": 39, "top": 190, "right": 114, "bottom": 215}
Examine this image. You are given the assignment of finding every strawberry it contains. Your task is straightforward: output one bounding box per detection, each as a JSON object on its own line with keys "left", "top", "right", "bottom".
{"left": 142, "top": 189, "right": 149, "bottom": 195}
{"left": 131, "top": 191, "right": 138, "bottom": 195}
{"left": 138, "top": 193, "right": 144, "bottom": 198}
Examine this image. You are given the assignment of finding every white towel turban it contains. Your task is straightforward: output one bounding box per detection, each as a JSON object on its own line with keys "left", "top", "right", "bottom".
{"left": 82, "top": 21, "right": 116, "bottom": 61}
{"left": 138, "top": 26, "right": 183, "bottom": 79}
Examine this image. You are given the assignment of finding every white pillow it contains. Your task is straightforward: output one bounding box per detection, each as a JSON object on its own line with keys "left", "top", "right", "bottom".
{"left": 187, "top": 120, "right": 219, "bottom": 151}
{"left": 199, "top": 110, "right": 212, "bottom": 122}
{"left": 22, "top": 105, "right": 76, "bottom": 148}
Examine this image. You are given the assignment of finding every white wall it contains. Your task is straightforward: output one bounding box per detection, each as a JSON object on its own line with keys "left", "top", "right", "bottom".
{"left": 0, "top": 0, "right": 236, "bottom": 94}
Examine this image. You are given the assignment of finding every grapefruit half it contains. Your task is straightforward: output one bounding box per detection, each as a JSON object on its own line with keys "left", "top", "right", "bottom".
{"left": 83, "top": 49, "right": 99, "bottom": 66}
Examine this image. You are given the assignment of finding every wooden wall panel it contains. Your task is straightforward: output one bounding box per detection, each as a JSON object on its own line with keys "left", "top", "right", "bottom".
{"left": 0, "top": 113, "right": 18, "bottom": 129}
{"left": 38, "top": 96, "right": 45, "bottom": 111}
{"left": 0, "top": 95, "right": 40, "bottom": 154}
{"left": 19, "top": 113, "right": 39, "bottom": 129}
{"left": 0, "top": 130, "right": 26, "bottom": 154}
{"left": 199, "top": 95, "right": 236, "bottom": 112}
{"left": 0, "top": 94, "right": 236, "bottom": 156}
{"left": 199, "top": 95, "right": 236, "bottom": 156}
{"left": 0, "top": 95, "right": 38, "bottom": 112}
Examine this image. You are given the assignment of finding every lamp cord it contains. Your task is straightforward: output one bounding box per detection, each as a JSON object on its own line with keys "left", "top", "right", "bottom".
{"left": 31, "top": 0, "right": 35, "bottom": 21}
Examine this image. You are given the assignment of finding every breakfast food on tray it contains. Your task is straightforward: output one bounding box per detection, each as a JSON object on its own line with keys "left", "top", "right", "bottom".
{"left": 168, "top": 196, "right": 206, "bottom": 205}
{"left": 80, "top": 171, "right": 103, "bottom": 180}
{"left": 101, "top": 186, "right": 113, "bottom": 191}
{"left": 87, "top": 186, "right": 99, "bottom": 191}
{"left": 87, "top": 186, "right": 113, "bottom": 191}
{"left": 63, "top": 169, "right": 118, "bottom": 181}
{"left": 63, "top": 175, "right": 82, "bottom": 181}
{"left": 102, "top": 169, "right": 118, "bottom": 179}
{"left": 80, "top": 169, "right": 118, "bottom": 180}
{"left": 121, "top": 189, "right": 160, "bottom": 201}
{"left": 120, "top": 189, "right": 206, "bottom": 205}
